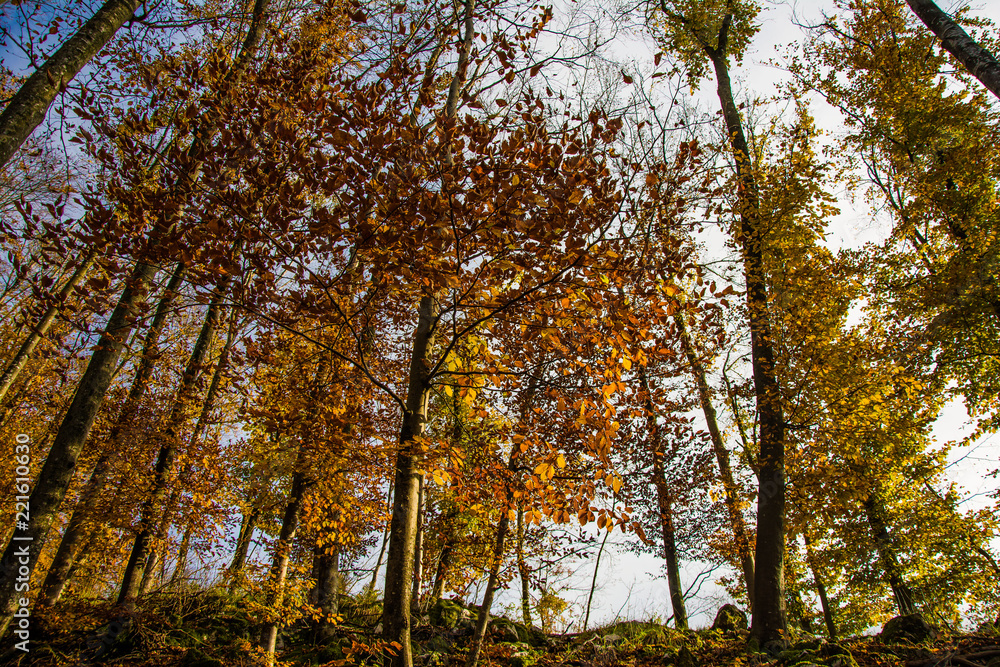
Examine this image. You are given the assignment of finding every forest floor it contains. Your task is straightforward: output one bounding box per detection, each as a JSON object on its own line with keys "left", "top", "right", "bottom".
{"left": 4, "top": 589, "right": 1000, "bottom": 667}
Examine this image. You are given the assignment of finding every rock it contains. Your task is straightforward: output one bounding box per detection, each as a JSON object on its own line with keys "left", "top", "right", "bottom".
{"left": 676, "top": 645, "right": 699, "bottom": 667}
{"left": 489, "top": 618, "right": 521, "bottom": 643}
{"left": 430, "top": 599, "right": 467, "bottom": 629}
{"left": 879, "top": 614, "right": 937, "bottom": 643}
{"left": 712, "top": 604, "right": 748, "bottom": 633}
{"left": 777, "top": 641, "right": 856, "bottom": 667}
{"left": 488, "top": 618, "right": 548, "bottom": 647}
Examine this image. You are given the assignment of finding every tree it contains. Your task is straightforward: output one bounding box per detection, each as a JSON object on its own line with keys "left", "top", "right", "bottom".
{"left": 649, "top": 0, "right": 788, "bottom": 647}
{"left": 904, "top": 0, "right": 1000, "bottom": 101}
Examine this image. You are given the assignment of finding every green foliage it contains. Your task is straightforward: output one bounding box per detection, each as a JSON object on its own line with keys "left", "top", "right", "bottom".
{"left": 651, "top": 0, "right": 761, "bottom": 86}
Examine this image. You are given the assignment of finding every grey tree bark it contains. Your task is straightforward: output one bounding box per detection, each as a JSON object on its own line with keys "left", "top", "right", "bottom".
{"left": 674, "top": 311, "right": 755, "bottom": 607}
{"left": 864, "top": 492, "right": 916, "bottom": 616}
{"left": 702, "top": 15, "right": 788, "bottom": 646}
{"left": 0, "top": 0, "right": 270, "bottom": 629}
{"left": 117, "top": 279, "right": 229, "bottom": 602}
{"left": 38, "top": 263, "right": 186, "bottom": 606}
{"left": 0, "top": 250, "right": 97, "bottom": 404}
{"left": 382, "top": 295, "right": 438, "bottom": 667}
{"left": 0, "top": 0, "right": 144, "bottom": 169}
{"left": 905, "top": 0, "right": 1000, "bottom": 101}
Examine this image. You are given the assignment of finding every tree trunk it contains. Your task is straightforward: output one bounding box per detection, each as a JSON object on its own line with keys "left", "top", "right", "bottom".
{"left": 259, "top": 464, "right": 308, "bottom": 664}
{"left": 465, "top": 514, "right": 510, "bottom": 667}
{"left": 583, "top": 528, "right": 610, "bottom": 632}
{"left": 169, "top": 523, "right": 194, "bottom": 586}
{"left": 0, "top": 0, "right": 270, "bottom": 621}
{"left": 314, "top": 547, "right": 341, "bottom": 642}
{"left": 640, "top": 365, "right": 688, "bottom": 629}
{"left": 863, "top": 493, "right": 916, "bottom": 615}
{"left": 37, "top": 260, "right": 186, "bottom": 604}
{"left": 0, "top": 250, "right": 97, "bottom": 405}
{"left": 804, "top": 535, "right": 836, "bottom": 639}
{"left": 382, "top": 295, "right": 438, "bottom": 667}
{"left": 905, "top": 0, "right": 1000, "bottom": 101}
{"left": 516, "top": 504, "right": 532, "bottom": 626}
{"left": 0, "top": 259, "right": 159, "bottom": 634}
{"left": 117, "top": 281, "right": 228, "bottom": 602}
{"left": 139, "top": 478, "right": 187, "bottom": 595}
{"left": 228, "top": 507, "right": 261, "bottom": 580}
{"left": 675, "top": 312, "right": 755, "bottom": 607}
{"left": 368, "top": 488, "right": 391, "bottom": 593}
{"left": 0, "top": 0, "right": 145, "bottom": 169}
{"left": 411, "top": 477, "right": 425, "bottom": 614}
{"left": 705, "top": 18, "right": 787, "bottom": 646}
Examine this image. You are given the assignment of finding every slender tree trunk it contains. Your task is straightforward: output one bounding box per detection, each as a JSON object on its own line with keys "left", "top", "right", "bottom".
{"left": 0, "top": 250, "right": 97, "bottom": 405}
{"left": 411, "top": 477, "right": 425, "bottom": 614}
{"left": 583, "top": 528, "right": 610, "bottom": 632}
{"left": 430, "top": 539, "right": 454, "bottom": 606}
{"left": 382, "top": 0, "right": 473, "bottom": 659}
{"left": 382, "top": 295, "right": 438, "bottom": 667}
{"left": 228, "top": 507, "right": 261, "bottom": 580}
{"left": 38, "top": 260, "right": 186, "bottom": 604}
{"left": 516, "top": 504, "right": 532, "bottom": 626}
{"left": 139, "top": 475, "right": 188, "bottom": 595}
{"left": 0, "top": 0, "right": 145, "bottom": 169}
{"left": 368, "top": 486, "right": 391, "bottom": 593}
{"left": 466, "top": 514, "right": 510, "bottom": 667}
{"left": 640, "top": 365, "right": 688, "bottom": 629}
{"left": 705, "top": 18, "right": 787, "bottom": 646}
{"left": 904, "top": 0, "right": 1000, "bottom": 101}
{"left": 259, "top": 465, "right": 307, "bottom": 664}
{"left": 863, "top": 493, "right": 916, "bottom": 616}
{"left": 675, "top": 313, "right": 755, "bottom": 606}
{"left": 0, "top": 0, "right": 270, "bottom": 624}
{"left": 117, "top": 281, "right": 228, "bottom": 602}
{"left": 169, "top": 523, "right": 194, "bottom": 586}
{"left": 0, "top": 259, "right": 158, "bottom": 633}
{"left": 804, "top": 535, "right": 836, "bottom": 639}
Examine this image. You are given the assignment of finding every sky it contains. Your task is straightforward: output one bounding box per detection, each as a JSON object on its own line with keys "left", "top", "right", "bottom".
{"left": 495, "top": 0, "right": 1000, "bottom": 632}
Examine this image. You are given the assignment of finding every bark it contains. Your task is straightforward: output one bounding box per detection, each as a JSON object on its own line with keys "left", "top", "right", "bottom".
{"left": 139, "top": 478, "right": 187, "bottom": 595}
{"left": 583, "top": 529, "right": 610, "bottom": 632}
{"left": 640, "top": 365, "right": 688, "bottom": 629}
{"left": 905, "top": 0, "right": 1000, "bottom": 101}
{"left": 704, "top": 15, "right": 787, "bottom": 646}
{"left": 430, "top": 538, "right": 454, "bottom": 606}
{"left": 117, "top": 280, "right": 228, "bottom": 602}
{"left": 675, "top": 313, "right": 755, "bottom": 606}
{"left": 0, "top": 259, "right": 159, "bottom": 634}
{"left": 465, "top": 515, "right": 510, "bottom": 667}
{"left": 169, "top": 523, "right": 194, "bottom": 586}
{"left": 138, "top": 303, "right": 234, "bottom": 596}
{"left": 410, "top": 477, "right": 425, "bottom": 614}
{"left": 382, "top": 295, "right": 438, "bottom": 667}
{"left": 516, "top": 505, "right": 531, "bottom": 626}
{"left": 228, "top": 507, "right": 261, "bottom": 579}
{"left": 465, "top": 363, "right": 541, "bottom": 667}
{"left": 804, "top": 535, "right": 836, "bottom": 639}
{"left": 0, "top": 0, "right": 270, "bottom": 624}
{"left": 39, "top": 260, "right": 186, "bottom": 606}
{"left": 863, "top": 493, "right": 916, "bottom": 615}
{"left": 382, "top": 0, "right": 473, "bottom": 660}
{"left": 259, "top": 464, "right": 307, "bottom": 663}
{"left": 368, "top": 486, "right": 391, "bottom": 593}
{"left": 314, "top": 547, "right": 341, "bottom": 642}
{"left": 0, "top": 0, "right": 144, "bottom": 169}
{"left": 0, "top": 250, "right": 97, "bottom": 405}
